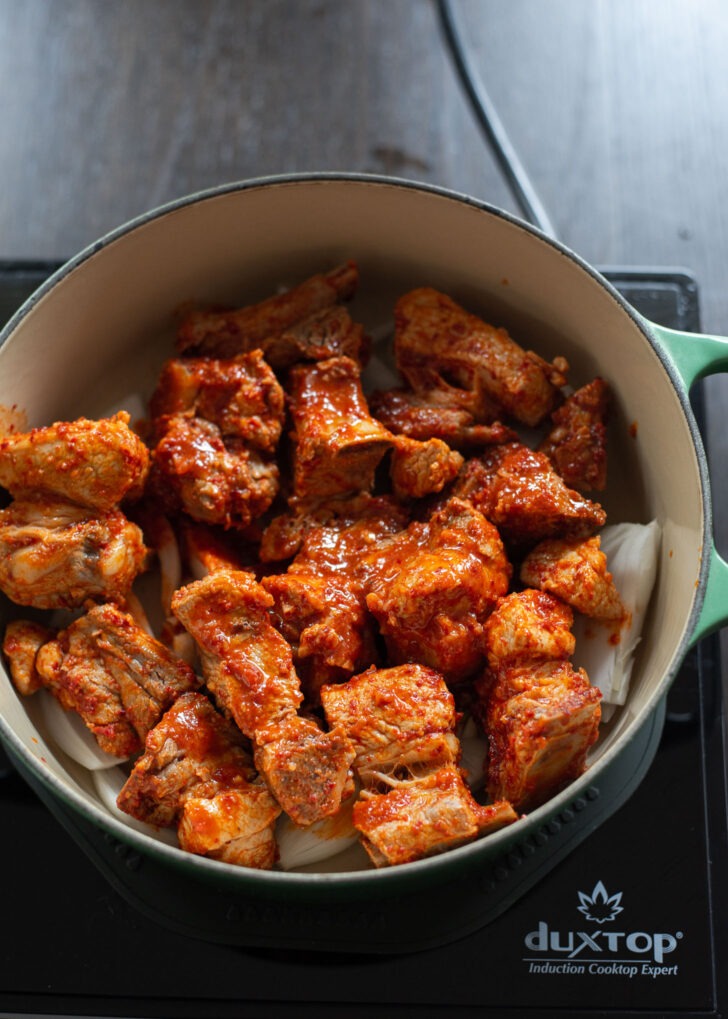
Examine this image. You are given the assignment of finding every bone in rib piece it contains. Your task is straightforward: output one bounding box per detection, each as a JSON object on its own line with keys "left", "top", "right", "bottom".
{"left": 520, "top": 535, "right": 626, "bottom": 622}
{"left": 452, "top": 442, "right": 607, "bottom": 548}
{"left": 147, "top": 349, "right": 285, "bottom": 531}
{"left": 176, "top": 261, "right": 360, "bottom": 358}
{"left": 394, "top": 287, "right": 568, "bottom": 427}
{"left": 322, "top": 663, "right": 517, "bottom": 866}
{"left": 287, "top": 355, "right": 393, "bottom": 501}
{"left": 538, "top": 377, "right": 610, "bottom": 492}
{"left": 171, "top": 569, "right": 355, "bottom": 826}
{"left": 476, "top": 588, "right": 602, "bottom": 812}
{"left": 0, "top": 411, "right": 150, "bottom": 511}
{"left": 364, "top": 497, "right": 512, "bottom": 683}
{"left": 117, "top": 691, "right": 281, "bottom": 869}
{"left": 31, "top": 603, "right": 199, "bottom": 758}
{"left": 0, "top": 498, "right": 148, "bottom": 610}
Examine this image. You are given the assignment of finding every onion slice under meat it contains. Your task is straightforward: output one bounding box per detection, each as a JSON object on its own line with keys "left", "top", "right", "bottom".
{"left": 457, "top": 714, "right": 487, "bottom": 790}
{"left": 38, "top": 690, "right": 130, "bottom": 770}
{"left": 572, "top": 520, "right": 661, "bottom": 709}
{"left": 276, "top": 797, "right": 359, "bottom": 870}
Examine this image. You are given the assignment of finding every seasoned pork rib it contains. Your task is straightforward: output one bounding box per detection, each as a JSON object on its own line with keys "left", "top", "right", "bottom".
{"left": 253, "top": 713, "right": 355, "bottom": 829}
{"left": 261, "top": 496, "right": 408, "bottom": 700}
{"left": 147, "top": 347, "right": 284, "bottom": 531}
{"left": 320, "top": 663, "right": 460, "bottom": 786}
{"left": 259, "top": 492, "right": 409, "bottom": 564}
{"left": 365, "top": 497, "right": 511, "bottom": 682}
{"left": 322, "top": 664, "right": 517, "bottom": 866}
{"left": 482, "top": 588, "right": 576, "bottom": 667}
{"left": 394, "top": 288, "right": 568, "bottom": 427}
{"left": 176, "top": 261, "right": 359, "bottom": 358}
{"left": 172, "top": 569, "right": 302, "bottom": 734}
{"left": 263, "top": 570, "right": 378, "bottom": 702}
{"left": 117, "top": 691, "right": 280, "bottom": 868}
{"left": 370, "top": 387, "right": 517, "bottom": 448}
{"left": 477, "top": 589, "right": 601, "bottom": 811}
{"left": 353, "top": 767, "right": 518, "bottom": 867}
{"left": 288, "top": 356, "right": 392, "bottom": 501}
{"left": 452, "top": 442, "right": 607, "bottom": 547}
{"left": 2, "top": 619, "right": 53, "bottom": 695}
{"left": 252, "top": 305, "right": 368, "bottom": 370}
{"left": 149, "top": 415, "right": 279, "bottom": 529}
{"left": 389, "top": 435, "right": 463, "bottom": 501}
{"left": 149, "top": 351, "right": 285, "bottom": 451}
{"left": 0, "top": 411, "right": 149, "bottom": 511}
{"left": 520, "top": 536, "right": 626, "bottom": 620}
{"left": 171, "top": 570, "right": 355, "bottom": 825}
{"left": 32, "top": 603, "right": 199, "bottom": 758}
{"left": 0, "top": 499, "right": 147, "bottom": 609}
{"left": 539, "top": 378, "right": 610, "bottom": 492}
{"left": 486, "top": 659, "right": 602, "bottom": 812}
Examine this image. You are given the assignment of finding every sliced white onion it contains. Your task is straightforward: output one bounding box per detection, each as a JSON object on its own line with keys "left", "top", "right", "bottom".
{"left": 457, "top": 714, "right": 488, "bottom": 790}
{"left": 38, "top": 690, "right": 130, "bottom": 770}
{"left": 151, "top": 514, "right": 183, "bottom": 614}
{"left": 123, "top": 590, "right": 155, "bottom": 636}
{"left": 276, "top": 799, "right": 359, "bottom": 870}
{"left": 93, "top": 766, "right": 178, "bottom": 845}
{"left": 573, "top": 520, "right": 661, "bottom": 707}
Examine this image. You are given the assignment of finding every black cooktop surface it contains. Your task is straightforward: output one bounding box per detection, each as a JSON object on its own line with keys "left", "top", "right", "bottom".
{"left": 0, "top": 265, "right": 726, "bottom": 1018}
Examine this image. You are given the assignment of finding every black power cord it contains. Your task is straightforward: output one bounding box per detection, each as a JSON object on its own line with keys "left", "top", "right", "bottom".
{"left": 436, "top": 0, "right": 558, "bottom": 239}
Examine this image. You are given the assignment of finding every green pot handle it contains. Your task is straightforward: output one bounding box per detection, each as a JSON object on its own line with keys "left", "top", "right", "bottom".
{"left": 648, "top": 321, "right": 728, "bottom": 645}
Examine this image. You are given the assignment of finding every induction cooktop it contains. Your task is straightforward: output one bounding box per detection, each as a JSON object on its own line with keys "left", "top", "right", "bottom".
{"left": 0, "top": 264, "right": 725, "bottom": 1018}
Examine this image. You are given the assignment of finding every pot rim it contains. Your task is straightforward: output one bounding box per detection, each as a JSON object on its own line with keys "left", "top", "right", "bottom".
{"left": 0, "top": 171, "right": 711, "bottom": 894}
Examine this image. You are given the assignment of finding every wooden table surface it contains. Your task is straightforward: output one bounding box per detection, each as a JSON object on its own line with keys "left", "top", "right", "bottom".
{"left": 1, "top": 0, "right": 728, "bottom": 633}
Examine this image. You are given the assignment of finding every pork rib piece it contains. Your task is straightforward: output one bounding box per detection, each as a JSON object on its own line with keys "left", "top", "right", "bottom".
{"left": 538, "top": 377, "right": 610, "bottom": 492}
{"left": 0, "top": 411, "right": 149, "bottom": 511}
{"left": 520, "top": 535, "right": 626, "bottom": 621}
{"left": 394, "top": 287, "right": 568, "bottom": 427}
{"left": 117, "top": 691, "right": 280, "bottom": 868}
{"left": 370, "top": 386, "right": 517, "bottom": 449}
{"left": 32, "top": 603, "right": 199, "bottom": 758}
{"left": 452, "top": 442, "right": 606, "bottom": 547}
{"left": 176, "top": 261, "right": 359, "bottom": 358}
{"left": 149, "top": 350, "right": 285, "bottom": 451}
{"left": 322, "top": 663, "right": 517, "bottom": 866}
{"left": 253, "top": 305, "right": 368, "bottom": 370}
{"left": 0, "top": 499, "right": 147, "bottom": 610}
{"left": 149, "top": 415, "right": 279, "bottom": 530}
{"left": 476, "top": 588, "right": 601, "bottom": 812}
{"left": 172, "top": 569, "right": 355, "bottom": 826}
{"left": 365, "top": 497, "right": 511, "bottom": 683}
{"left": 147, "top": 347, "right": 285, "bottom": 531}
{"left": 353, "top": 766, "right": 517, "bottom": 867}
{"left": 2, "top": 619, "right": 53, "bottom": 695}
{"left": 287, "top": 356, "right": 392, "bottom": 501}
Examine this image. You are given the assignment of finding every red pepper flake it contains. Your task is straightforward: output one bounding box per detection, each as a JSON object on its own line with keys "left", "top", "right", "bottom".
{"left": 629, "top": 421, "right": 638, "bottom": 438}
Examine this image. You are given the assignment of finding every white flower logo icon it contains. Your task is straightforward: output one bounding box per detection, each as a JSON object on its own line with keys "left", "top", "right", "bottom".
{"left": 577, "top": 881, "right": 624, "bottom": 924}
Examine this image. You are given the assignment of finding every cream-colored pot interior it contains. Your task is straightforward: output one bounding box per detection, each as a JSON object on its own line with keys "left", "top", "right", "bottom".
{"left": 0, "top": 175, "right": 706, "bottom": 893}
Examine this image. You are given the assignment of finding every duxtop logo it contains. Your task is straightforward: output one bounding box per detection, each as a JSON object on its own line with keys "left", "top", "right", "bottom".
{"left": 576, "top": 880, "right": 624, "bottom": 924}
{"left": 523, "top": 881, "right": 683, "bottom": 978}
